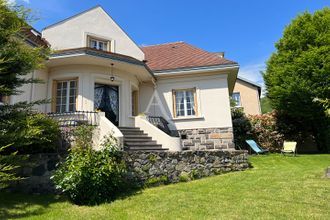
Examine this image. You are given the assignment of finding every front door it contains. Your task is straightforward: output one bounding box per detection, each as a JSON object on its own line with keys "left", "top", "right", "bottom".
{"left": 94, "top": 84, "right": 119, "bottom": 126}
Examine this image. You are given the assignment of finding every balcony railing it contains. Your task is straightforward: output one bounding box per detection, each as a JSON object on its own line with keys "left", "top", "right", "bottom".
{"left": 47, "top": 111, "right": 99, "bottom": 127}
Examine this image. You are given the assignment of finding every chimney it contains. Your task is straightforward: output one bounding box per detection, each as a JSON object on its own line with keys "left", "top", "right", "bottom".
{"left": 214, "top": 52, "right": 225, "bottom": 58}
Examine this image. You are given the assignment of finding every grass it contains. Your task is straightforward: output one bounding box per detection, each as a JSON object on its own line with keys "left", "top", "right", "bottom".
{"left": 1, "top": 154, "right": 329, "bottom": 219}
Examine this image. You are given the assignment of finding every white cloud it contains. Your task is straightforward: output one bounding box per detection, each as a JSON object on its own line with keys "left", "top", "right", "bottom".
{"left": 239, "top": 62, "right": 266, "bottom": 96}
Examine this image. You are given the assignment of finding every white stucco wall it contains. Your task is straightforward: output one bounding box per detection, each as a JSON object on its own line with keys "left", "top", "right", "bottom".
{"left": 140, "top": 74, "right": 233, "bottom": 130}
{"left": 42, "top": 7, "right": 144, "bottom": 61}
{"left": 47, "top": 64, "right": 139, "bottom": 127}
{"left": 10, "top": 69, "right": 48, "bottom": 112}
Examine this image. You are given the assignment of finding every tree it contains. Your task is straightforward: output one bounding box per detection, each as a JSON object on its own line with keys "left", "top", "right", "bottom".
{"left": 263, "top": 8, "right": 330, "bottom": 152}
{"left": 260, "top": 97, "right": 273, "bottom": 114}
{"left": 0, "top": 1, "right": 53, "bottom": 185}
{"left": 0, "top": 0, "right": 48, "bottom": 97}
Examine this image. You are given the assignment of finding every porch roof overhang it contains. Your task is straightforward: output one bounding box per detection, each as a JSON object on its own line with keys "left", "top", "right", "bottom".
{"left": 46, "top": 47, "right": 155, "bottom": 82}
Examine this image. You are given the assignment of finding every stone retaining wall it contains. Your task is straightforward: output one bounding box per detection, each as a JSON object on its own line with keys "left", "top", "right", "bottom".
{"left": 6, "top": 150, "right": 248, "bottom": 193}
{"left": 179, "top": 127, "right": 235, "bottom": 150}
{"left": 124, "top": 150, "right": 248, "bottom": 186}
{"left": 8, "top": 153, "right": 66, "bottom": 194}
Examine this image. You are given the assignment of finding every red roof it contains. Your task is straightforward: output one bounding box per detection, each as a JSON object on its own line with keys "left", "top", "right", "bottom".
{"left": 21, "top": 27, "right": 49, "bottom": 47}
{"left": 141, "top": 42, "right": 237, "bottom": 72}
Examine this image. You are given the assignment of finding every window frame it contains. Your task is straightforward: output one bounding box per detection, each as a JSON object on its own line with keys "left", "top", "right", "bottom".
{"left": 172, "top": 88, "right": 198, "bottom": 118}
{"left": 131, "top": 90, "right": 138, "bottom": 116}
{"left": 52, "top": 78, "right": 78, "bottom": 113}
{"left": 87, "top": 35, "right": 110, "bottom": 51}
{"left": 232, "top": 92, "right": 241, "bottom": 107}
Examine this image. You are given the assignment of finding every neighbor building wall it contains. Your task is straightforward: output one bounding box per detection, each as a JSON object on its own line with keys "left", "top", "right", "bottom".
{"left": 233, "top": 79, "right": 261, "bottom": 115}
{"left": 42, "top": 7, "right": 144, "bottom": 61}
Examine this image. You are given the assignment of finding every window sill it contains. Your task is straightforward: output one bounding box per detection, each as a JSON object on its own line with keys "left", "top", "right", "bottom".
{"left": 172, "top": 116, "right": 205, "bottom": 121}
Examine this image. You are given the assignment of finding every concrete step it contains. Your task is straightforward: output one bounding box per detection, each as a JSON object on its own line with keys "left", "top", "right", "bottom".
{"left": 119, "top": 126, "right": 168, "bottom": 152}
{"left": 124, "top": 138, "right": 153, "bottom": 143}
{"left": 121, "top": 130, "right": 145, "bottom": 135}
{"left": 126, "top": 146, "right": 166, "bottom": 151}
{"left": 125, "top": 141, "right": 158, "bottom": 146}
{"left": 119, "top": 127, "right": 141, "bottom": 132}
{"left": 123, "top": 134, "right": 149, "bottom": 138}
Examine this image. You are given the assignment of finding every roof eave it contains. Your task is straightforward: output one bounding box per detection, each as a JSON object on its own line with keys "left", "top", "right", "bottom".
{"left": 152, "top": 63, "right": 239, "bottom": 76}
{"left": 49, "top": 47, "right": 155, "bottom": 78}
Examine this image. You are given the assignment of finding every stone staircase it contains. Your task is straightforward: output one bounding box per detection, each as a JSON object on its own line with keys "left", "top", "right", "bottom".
{"left": 118, "top": 127, "right": 169, "bottom": 151}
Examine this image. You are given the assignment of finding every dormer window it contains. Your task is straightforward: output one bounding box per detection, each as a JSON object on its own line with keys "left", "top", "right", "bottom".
{"left": 88, "top": 36, "right": 110, "bottom": 51}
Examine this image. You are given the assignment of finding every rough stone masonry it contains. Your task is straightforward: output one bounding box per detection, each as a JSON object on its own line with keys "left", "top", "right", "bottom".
{"left": 179, "top": 127, "right": 235, "bottom": 150}
{"left": 7, "top": 149, "right": 248, "bottom": 193}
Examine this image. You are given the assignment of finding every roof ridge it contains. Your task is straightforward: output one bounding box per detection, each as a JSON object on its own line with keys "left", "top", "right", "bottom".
{"left": 42, "top": 5, "right": 102, "bottom": 31}
{"left": 140, "top": 41, "right": 184, "bottom": 48}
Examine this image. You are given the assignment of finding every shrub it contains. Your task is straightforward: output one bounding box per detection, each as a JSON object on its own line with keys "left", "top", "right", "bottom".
{"left": 72, "top": 124, "right": 95, "bottom": 150}
{"left": 231, "top": 108, "right": 252, "bottom": 149}
{"left": 248, "top": 111, "right": 284, "bottom": 152}
{"left": 0, "top": 112, "right": 60, "bottom": 154}
{"left": 52, "top": 126, "right": 128, "bottom": 205}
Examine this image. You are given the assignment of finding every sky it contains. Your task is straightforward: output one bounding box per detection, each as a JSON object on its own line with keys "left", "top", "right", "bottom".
{"left": 10, "top": 0, "right": 329, "bottom": 94}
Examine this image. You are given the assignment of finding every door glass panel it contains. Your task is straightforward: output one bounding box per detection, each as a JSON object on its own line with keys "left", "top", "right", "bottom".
{"left": 94, "top": 84, "right": 119, "bottom": 126}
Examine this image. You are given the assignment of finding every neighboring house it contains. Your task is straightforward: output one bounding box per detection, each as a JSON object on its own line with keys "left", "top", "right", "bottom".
{"left": 232, "top": 76, "right": 261, "bottom": 115}
{"left": 7, "top": 6, "right": 239, "bottom": 151}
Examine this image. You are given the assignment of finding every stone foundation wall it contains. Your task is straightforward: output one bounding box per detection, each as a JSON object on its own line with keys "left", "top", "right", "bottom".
{"left": 179, "top": 127, "right": 235, "bottom": 150}
{"left": 6, "top": 150, "right": 248, "bottom": 193}
{"left": 124, "top": 150, "right": 248, "bottom": 186}
{"left": 8, "top": 153, "right": 66, "bottom": 194}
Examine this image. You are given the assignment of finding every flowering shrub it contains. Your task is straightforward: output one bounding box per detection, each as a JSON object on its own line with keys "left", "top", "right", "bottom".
{"left": 248, "top": 111, "right": 284, "bottom": 152}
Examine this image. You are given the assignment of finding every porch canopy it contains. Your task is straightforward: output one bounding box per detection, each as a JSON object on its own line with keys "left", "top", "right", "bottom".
{"left": 46, "top": 47, "right": 155, "bottom": 82}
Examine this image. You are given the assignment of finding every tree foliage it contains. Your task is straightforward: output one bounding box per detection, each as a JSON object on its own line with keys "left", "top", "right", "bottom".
{"left": 52, "top": 126, "right": 128, "bottom": 205}
{"left": 0, "top": 144, "right": 21, "bottom": 189}
{"left": 263, "top": 7, "right": 330, "bottom": 152}
{"left": 0, "top": 1, "right": 59, "bottom": 154}
{"left": 260, "top": 97, "right": 273, "bottom": 114}
{"left": 0, "top": 0, "right": 48, "bottom": 96}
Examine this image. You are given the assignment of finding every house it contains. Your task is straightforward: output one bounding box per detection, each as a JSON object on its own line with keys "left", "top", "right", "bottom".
{"left": 6, "top": 6, "right": 239, "bottom": 151}
{"left": 232, "top": 76, "right": 262, "bottom": 115}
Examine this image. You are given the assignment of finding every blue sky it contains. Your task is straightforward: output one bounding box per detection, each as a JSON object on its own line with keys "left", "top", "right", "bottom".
{"left": 12, "top": 0, "right": 328, "bottom": 92}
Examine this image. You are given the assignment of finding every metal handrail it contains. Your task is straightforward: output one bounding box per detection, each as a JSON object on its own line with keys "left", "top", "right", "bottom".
{"left": 47, "top": 111, "right": 99, "bottom": 127}
{"left": 147, "top": 116, "right": 179, "bottom": 137}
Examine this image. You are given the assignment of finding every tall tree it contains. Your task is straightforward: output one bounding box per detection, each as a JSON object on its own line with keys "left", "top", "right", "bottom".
{"left": 263, "top": 8, "right": 330, "bottom": 152}
{"left": 0, "top": 0, "right": 48, "bottom": 98}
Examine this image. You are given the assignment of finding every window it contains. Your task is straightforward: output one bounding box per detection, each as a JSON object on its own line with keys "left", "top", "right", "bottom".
{"left": 89, "top": 38, "right": 108, "bottom": 51}
{"left": 131, "top": 91, "right": 138, "bottom": 116}
{"left": 232, "top": 92, "right": 241, "bottom": 107}
{"left": 55, "top": 80, "right": 77, "bottom": 113}
{"left": 173, "top": 88, "right": 197, "bottom": 117}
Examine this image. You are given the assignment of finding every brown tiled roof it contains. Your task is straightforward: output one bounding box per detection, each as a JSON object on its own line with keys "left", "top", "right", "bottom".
{"left": 21, "top": 27, "right": 49, "bottom": 47}
{"left": 141, "top": 42, "right": 237, "bottom": 71}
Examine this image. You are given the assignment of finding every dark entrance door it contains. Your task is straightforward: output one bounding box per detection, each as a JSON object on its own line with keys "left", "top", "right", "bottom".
{"left": 94, "top": 84, "right": 119, "bottom": 126}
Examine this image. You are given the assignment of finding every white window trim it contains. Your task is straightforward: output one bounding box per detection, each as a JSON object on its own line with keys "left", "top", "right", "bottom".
{"left": 55, "top": 80, "right": 77, "bottom": 113}
{"left": 173, "top": 88, "right": 198, "bottom": 118}
{"left": 84, "top": 32, "right": 114, "bottom": 52}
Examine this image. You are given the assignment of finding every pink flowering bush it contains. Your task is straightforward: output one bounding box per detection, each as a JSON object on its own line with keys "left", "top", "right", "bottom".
{"left": 248, "top": 111, "right": 284, "bottom": 152}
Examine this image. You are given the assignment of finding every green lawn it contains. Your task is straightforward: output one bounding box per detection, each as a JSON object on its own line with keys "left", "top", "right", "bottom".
{"left": 1, "top": 154, "right": 329, "bottom": 220}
